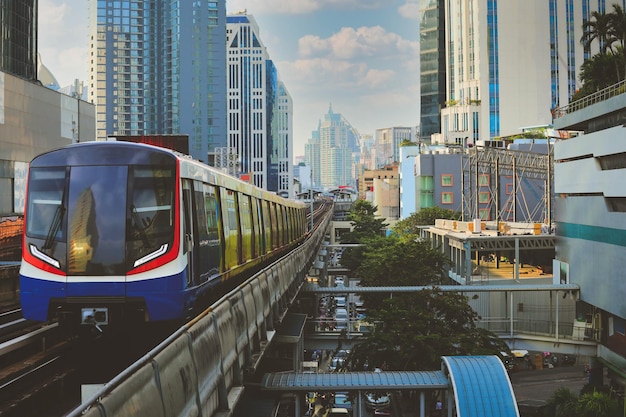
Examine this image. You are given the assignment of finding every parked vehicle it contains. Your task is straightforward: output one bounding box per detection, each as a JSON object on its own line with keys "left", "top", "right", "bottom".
{"left": 364, "top": 392, "right": 391, "bottom": 409}
{"left": 333, "top": 392, "right": 353, "bottom": 412}
{"left": 327, "top": 407, "right": 351, "bottom": 417}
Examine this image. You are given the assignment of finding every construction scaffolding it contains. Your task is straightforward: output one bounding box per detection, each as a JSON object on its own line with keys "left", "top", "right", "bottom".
{"left": 461, "top": 145, "right": 553, "bottom": 224}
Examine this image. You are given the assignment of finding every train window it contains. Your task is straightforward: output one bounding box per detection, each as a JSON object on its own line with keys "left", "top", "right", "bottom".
{"left": 221, "top": 189, "right": 239, "bottom": 269}
{"left": 250, "top": 197, "right": 261, "bottom": 258}
{"left": 26, "top": 167, "right": 67, "bottom": 242}
{"left": 269, "top": 202, "right": 279, "bottom": 249}
{"left": 239, "top": 195, "right": 252, "bottom": 262}
{"left": 126, "top": 166, "right": 175, "bottom": 271}
{"left": 262, "top": 200, "right": 271, "bottom": 253}
{"left": 203, "top": 184, "right": 222, "bottom": 275}
{"left": 203, "top": 185, "right": 219, "bottom": 241}
{"left": 66, "top": 165, "right": 129, "bottom": 275}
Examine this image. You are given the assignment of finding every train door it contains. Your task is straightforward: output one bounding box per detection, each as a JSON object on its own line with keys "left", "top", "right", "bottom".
{"left": 182, "top": 180, "right": 196, "bottom": 287}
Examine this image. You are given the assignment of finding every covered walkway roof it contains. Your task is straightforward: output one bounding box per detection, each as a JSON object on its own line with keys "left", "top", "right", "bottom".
{"left": 261, "top": 356, "right": 520, "bottom": 417}
{"left": 261, "top": 370, "right": 448, "bottom": 391}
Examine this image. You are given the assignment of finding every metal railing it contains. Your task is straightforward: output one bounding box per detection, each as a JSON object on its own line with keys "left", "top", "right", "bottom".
{"left": 552, "top": 79, "right": 626, "bottom": 119}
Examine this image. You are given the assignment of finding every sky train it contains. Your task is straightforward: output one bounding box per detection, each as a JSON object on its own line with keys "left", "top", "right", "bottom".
{"left": 19, "top": 141, "right": 309, "bottom": 330}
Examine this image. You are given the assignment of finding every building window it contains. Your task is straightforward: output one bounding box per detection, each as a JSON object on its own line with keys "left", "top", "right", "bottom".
{"left": 441, "top": 174, "right": 453, "bottom": 187}
{"left": 479, "top": 208, "right": 490, "bottom": 220}
{"left": 478, "top": 173, "right": 490, "bottom": 186}
{"left": 479, "top": 192, "right": 490, "bottom": 204}
{"left": 442, "top": 192, "right": 454, "bottom": 205}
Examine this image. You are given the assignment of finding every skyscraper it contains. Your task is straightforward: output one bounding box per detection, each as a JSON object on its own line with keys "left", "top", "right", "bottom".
{"left": 88, "top": 0, "right": 227, "bottom": 162}
{"left": 434, "top": 0, "right": 595, "bottom": 146}
{"left": 306, "top": 105, "right": 360, "bottom": 189}
{"left": 419, "top": 0, "right": 446, "bottom": 142}
{"left": 374, "top": 127, "right": 413, "bottom": 167}
{"left": 1, "top": 0, "right": 37, "bottom": 81}
{"left": 226, "top": 13, "right": 293, "bottom": 196}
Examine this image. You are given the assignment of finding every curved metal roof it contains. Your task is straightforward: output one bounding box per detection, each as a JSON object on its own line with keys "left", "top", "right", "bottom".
{"left": 443, "top": 356, "right": 519, "bottom": 417}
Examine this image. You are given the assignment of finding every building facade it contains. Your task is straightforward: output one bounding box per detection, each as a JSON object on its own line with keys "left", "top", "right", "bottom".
{"left": 399, "top": 145, "right": 420, "bottom": 219}
{"left": 434, "top": 0, "right": 597, "bottom": 146}
{"left": 87, "top": 0, "right": 227, "bottom": 162}
{"left": 419, "top": 0, "right": 446, "bottom": 143}
{"left": 553, "top": 88, "right": 626, "bottom": 391}
{"left": 402, "top": 143, "right": 549, "bottom": 222}
{"left": 374, "top": 127, "right": 413, "bottom": 167}
{"left": 0, "top": 0, "right": 37, "bottom": 81}
{"left": 306, "top": 105, "right": 360, "bottom": 189}
{"left": 0, "top": 72, "right": 95, "bottom": 216}
{"left": 226, "top": 13, "right": 293, "bottom": 195}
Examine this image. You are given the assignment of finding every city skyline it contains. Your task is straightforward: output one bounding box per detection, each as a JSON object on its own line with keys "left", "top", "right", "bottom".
{"left": 38, "top": 0, "right": 420, "bottom": 159}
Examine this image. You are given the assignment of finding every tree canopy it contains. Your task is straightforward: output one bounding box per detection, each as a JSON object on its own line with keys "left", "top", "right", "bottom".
{"left": 576, "top": 4, "right": 626, "bottom": 100}
{"left": 339, "top": 202, "right": 508, "bottom": 371}
{"left": 393, "top": 207, "right": 460, "bottom": 235}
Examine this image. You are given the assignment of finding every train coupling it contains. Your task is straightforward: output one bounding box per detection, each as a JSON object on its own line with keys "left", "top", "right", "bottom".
{"left": 81, "top": 308, "right": 109, "bottom": 332}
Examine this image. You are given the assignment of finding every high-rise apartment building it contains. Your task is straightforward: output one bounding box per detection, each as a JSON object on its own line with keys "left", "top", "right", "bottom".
{"left": 1, "top": 0, "right": 37, "bottom": 81}
{"left": 434, "top": 0, "right": 595, "bottom": 146}
{"left": 87, "top": 0, "right": 227, "bottom": 162}
{"left": 419, "top": 0, "right": 446, "bottom": 142}
{"left": 226, "top": 13, "right": 293, "bottom": 196}
{"left": 304, "top": 133, "right": 321, "bottom": 189}
{"left": 306, "top": 105, "right": 360, "bottom": 189}
{"left": 374, "top": 127, "right": 413, "bottom": 167}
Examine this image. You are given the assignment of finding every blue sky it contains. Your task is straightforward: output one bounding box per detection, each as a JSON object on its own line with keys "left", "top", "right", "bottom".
{"left": 38, "top": 0, "right": 421, "bottom": 158}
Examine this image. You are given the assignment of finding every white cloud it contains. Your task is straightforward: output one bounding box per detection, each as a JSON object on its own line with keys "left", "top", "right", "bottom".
{"left": 38, "top": 0, "right": 88, "bottom": 87}
{"left": 227, "top": 0, "right": 389, "bottom": 15}
{"left": 299, "top": 26, "right": 419, "bottom": 59}
{"left": 399, "top": 1, "right": 421, "bottom": 20}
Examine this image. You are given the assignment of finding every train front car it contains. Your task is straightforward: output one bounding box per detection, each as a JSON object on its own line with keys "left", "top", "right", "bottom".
{"left": 20, "top": 142, "right": 184, "bottom": 331}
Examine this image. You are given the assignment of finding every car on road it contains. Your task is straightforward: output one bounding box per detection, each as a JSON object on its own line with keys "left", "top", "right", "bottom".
{"left": 333, "top": 392, "right": 353, "bottom": 412}
{"left": 328, "top": 357, "right": 345, "bottom": 372}
{"left": 364, "top": 392, "right": 391, "bottom": 409}
{"left": 327, "top": 407, "right": 351, "bottom": 417}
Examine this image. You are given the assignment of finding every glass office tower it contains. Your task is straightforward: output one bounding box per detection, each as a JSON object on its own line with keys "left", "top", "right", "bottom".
{"left": 0, "top": 0, "right": 37, "bottom": 81}
{"left": 88, "top": 0, "right": 227, "bottom": 162}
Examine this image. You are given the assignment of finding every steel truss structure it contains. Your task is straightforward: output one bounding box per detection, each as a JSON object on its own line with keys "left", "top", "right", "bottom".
{"left": 461, "top": 145, "right": 554, "bottom": 224}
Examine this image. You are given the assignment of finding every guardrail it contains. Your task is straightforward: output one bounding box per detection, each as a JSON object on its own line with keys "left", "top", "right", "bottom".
{"left": 67, "top": 212, "right": 332, "bottom": 417}
{"left": 552, "top": 79, "right": 626, "bottom": 119}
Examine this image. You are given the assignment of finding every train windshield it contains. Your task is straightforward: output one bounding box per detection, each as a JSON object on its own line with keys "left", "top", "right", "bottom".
{"left": 26, "top": 164, "right": 175, "bottom": 275}
{"left": 126, "top": 166, "right": 175, "bottom": 270}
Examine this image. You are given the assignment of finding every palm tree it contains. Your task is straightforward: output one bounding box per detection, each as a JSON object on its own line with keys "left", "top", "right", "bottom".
{"left": 608, "top": 3, "right": 626, "bottom": 80}
{"left": 581, "top": 10, "right": 616, "bottom": 55}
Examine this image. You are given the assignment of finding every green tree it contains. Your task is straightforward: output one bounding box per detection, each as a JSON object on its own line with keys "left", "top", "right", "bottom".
{"left": 339, "top": 200, "right": 388, "bottom": 273}
{"left": 581, "top": 10, "right": 615, "bottom": 54}
{"left": 544, "top": 387, "right": 579, "bottom": 417}
{"left": 576, "top": 52, "right": 625, "bottom": 96}
{"left": 345, "top": 234, "right": 508, "bottom": 371}
{"left": 575, "top": 4, "right": 626, "bottom": 101}
{"left": 609, "top": 3, "right": 626, "bottom": 80}
{"left": 341, "top": 200, "right": 388, "bottom": 243}
{"left": 393, "top": 207, "right": 460, "bottom": 235}
{"left": 576, "top": 390, "right": 620, "bottom": 417}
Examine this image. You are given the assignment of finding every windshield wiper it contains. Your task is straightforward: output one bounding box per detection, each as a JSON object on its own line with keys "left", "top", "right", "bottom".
{"left": 131, "top": 205, "right": 152, "bottom": 249}
{"left": 43, "top": 204, "right": 65, "bottom": 250}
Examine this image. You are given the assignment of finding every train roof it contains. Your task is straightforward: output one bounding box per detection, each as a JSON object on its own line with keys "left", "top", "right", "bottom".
{"left": 30, "top": 141, "right": 305, "bottom": 208}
